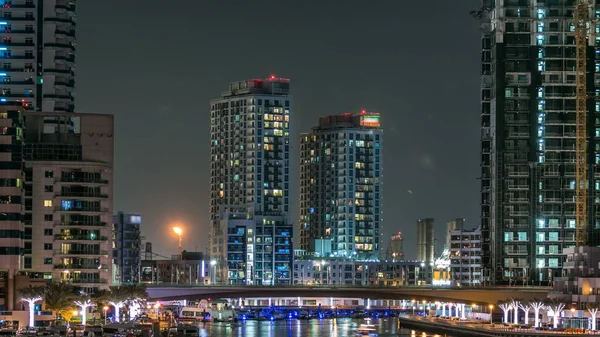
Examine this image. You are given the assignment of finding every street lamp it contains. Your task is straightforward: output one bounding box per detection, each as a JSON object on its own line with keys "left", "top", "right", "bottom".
{"left": 103, "top": 306, "right": 108, "bottom": 325}
{"left": 154, "top": 303, "right": 160, "bottom": 321}
{"left": 422, "top": 300, "right": 426, "bottom": 316}
{"left": 489, "top": 304, "right": 494, "bottom": 324}
{"left": 172, "top": 227, "right": 183, "bottom": 255}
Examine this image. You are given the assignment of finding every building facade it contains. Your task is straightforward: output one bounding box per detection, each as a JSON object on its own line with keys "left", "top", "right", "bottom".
{"left": 445, "top": 218, "right": 464, "bottom": 249}
{"left": 209, "top": 77, "right": 292, "bottom": 284}
{"left": 140, "top": 256, "right": 212, "bottom": 285}
{"left": 0, "top": 104, "right": 25, "bottom": 278}
{"left": 24, "top": 112, "right": 113, "bottom": 293}
{"left": 292, "top": 259, "right": 432, "bottom": 286}
{"left": 387, "top": 232, "right": 404, "bottom": 261}
{"left": 448, "top": 226, "right": 482, "bottom": 287}
{"left": 417, "top": 218, "right": 435, "bottom": 264}
{"left": 299, "top": 111, "right": 383, "bottom": 260}
{"left": 215, "top": 205, "right": 292, "bottom": 285}
{"left": 0, "top": 0, "right": 76, "bottom": 115}
{"left": 478, "top": 0, "right": 600, "bottom": 284}
{"left": 113, "top": 212, "right": 141, "bottom": 284}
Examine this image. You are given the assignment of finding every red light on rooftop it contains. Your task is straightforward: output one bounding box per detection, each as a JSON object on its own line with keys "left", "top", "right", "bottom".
{"left": 270, "top": 75, "right": 276, "bottom": 80}
{"left": 361, "top": 110, "right": 366, "bottom": 115}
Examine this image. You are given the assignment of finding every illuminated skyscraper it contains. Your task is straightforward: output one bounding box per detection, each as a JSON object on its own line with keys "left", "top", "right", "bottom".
{"left": 209, "top": 76, "right": 293, "bottom": 285}
{"left": 417, "top": 218, "right": 434, "bottom": 264}
{"left": 0, "top": 0, "right": 76, "bottom": 118}
{"left": 478, "top": 0, "right": 600, "bottom": 284}
{"left": 299, "top": 111, "right": 383, "bottom": 259}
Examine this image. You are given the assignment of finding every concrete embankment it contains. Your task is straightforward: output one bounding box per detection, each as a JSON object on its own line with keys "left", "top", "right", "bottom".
{"left": 397, "top": 315, "right": 598, "bottom": 337}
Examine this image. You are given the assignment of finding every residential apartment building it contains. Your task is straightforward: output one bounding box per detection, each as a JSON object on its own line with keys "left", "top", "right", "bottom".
{"left": 24, "top": 112, "right": 113, "bottom": 293}
{"left": 417, "top": 218, "right": 435, "bottom": 264}
{"left": 478, "top": 0, "right": 600, "bottom": 284}
{"left": 113, "top": 212, "right": 142, "bottom": 284}
{"left": 448, "top": 226, "right": 482, "bottom": 286}
{"left": 215, "top": 205, "right": 292, "bottom": 285}
{"left": 292, "top": 259, "right": 432, "bottom": 286}
{"left": 0, "top": 0, "right": 76, "bottom": 115}
{"left": 209, "top": 77, "right": 292, "bottom": 284}
{"left": 299, "top": 111, "right": 383, "bottom": 259}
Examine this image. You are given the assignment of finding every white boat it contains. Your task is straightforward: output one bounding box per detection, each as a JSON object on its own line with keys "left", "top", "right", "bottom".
{"left": 357, "top": 323, "right": 378, "bottom": 336}
{"left": 179, "top": 299, "right": 235, "bottom": 322}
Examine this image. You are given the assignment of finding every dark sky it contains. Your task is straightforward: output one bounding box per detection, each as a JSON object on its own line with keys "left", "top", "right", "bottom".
{"left": 75, "top": 1, "right": 482, "bottom": 259}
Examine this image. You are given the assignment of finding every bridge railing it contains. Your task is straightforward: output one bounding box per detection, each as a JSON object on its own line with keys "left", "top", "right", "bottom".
{"left": 145, "top": 283, "right": 551, "bottom": 291}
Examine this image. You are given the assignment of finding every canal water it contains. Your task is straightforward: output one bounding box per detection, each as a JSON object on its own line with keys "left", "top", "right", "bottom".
{"left": 196, "top": 318, "right": 448, "bottom": 336}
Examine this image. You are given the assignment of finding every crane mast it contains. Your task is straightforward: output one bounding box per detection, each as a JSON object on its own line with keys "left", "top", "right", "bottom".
{"left": 575, "top": 0, "right": 589, "bottom": 247}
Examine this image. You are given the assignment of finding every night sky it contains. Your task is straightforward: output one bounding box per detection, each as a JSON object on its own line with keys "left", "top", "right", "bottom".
{"left": 75, "top": 1, "right": 482, "bottom": 259}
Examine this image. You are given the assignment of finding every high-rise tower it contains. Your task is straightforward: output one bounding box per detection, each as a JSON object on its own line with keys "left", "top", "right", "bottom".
{"left": 0, "top": 0, "right": 76, "bottom": 117}
{"left": 479, "top": 0, "right": 600, "bottom": 285}
{"left": 417, "top": 218, "right": 434, "bottom": 264}
{"left": 299, "top": 111, "right": 383, "bottom": 260}
{"left": 209, "top": 76, "right": 292, "bottom": 285}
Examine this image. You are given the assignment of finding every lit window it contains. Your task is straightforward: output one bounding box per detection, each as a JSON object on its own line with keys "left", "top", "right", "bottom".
{"left": 44, "top": 200, "right": 52, "bottom": 207}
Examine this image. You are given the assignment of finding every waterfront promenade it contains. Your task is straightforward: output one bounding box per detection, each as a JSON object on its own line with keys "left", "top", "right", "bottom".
{"left": 397, "top": 314, "right": 599, "bottom": 337}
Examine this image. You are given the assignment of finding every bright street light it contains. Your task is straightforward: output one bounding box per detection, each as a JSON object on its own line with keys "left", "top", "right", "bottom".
{"left": 103, "top": 306, "right": 108, "bottom": 325}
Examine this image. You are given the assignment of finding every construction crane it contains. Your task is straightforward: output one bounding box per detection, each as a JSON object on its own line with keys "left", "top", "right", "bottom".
{"left": 575, "top": 0, "right": 588, "bottom": 247}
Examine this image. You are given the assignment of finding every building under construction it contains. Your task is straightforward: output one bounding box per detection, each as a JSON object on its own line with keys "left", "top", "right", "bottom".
{"left": 479, "top": 0, "right": 600, "bottom": 285}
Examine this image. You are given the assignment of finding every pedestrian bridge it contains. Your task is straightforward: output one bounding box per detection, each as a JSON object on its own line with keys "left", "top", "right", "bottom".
{"left": 146, "top": 285, "right": 550, "bottom": 305}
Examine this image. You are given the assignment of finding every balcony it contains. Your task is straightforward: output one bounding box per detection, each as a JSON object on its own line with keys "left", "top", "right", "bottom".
{"left": 69, "top": 279, "right": 108, "bottom": 284}
{"left": 55, "top": 222, "right": 107, "bottom": 228}
{"left": 44, "top": 18, "right": 76, "bottom": 26}
{"left": 59, "top": 177, "right": 109, "bottom": 184}
{"left": 44, "top": 68, "right": 72, "bottom": 75}
{"left": 43, "top": 94, "right": 73, "bottom": 100}
{"left": 55, "top": 207, "right": 108, "bottom": 213}
{"left": 57, "top": 192, "right": 108, "bottom": 199}
{"left": 54, "top": 249, "right": 108, "bottom": 256}
{"left": 0, "top": 42, "right": 35, "bottom": 47}
{"left": 54, "top": 234, "right": 108, "bottom": 241}
{"left": 55, "top": 55, "right": 75, "bottom": 63}
{"left": 54, "top": 264, "right": 108, "bottom": 270}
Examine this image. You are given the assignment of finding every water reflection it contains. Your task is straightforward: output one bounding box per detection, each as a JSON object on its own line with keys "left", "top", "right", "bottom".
{"left": 195, "top": 318, "right": 447, "bottom": 337}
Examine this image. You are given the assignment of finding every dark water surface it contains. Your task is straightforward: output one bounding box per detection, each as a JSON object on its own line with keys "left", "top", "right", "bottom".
{"left": 197, "top": 318, "right": 448, "bottom": 336}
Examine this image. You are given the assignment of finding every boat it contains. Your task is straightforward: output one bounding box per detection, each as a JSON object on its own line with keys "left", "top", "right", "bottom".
{"left": 180, "top": 299, "right": 236, "bottom": 322}
{"left": 357, "top": 321, "right": 378, "bottom": 336}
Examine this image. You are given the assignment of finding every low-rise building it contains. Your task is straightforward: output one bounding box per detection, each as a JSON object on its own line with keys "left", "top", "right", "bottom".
{"left": 547, "top": 247, "right": 600, "bottom": 329}
{"left": 292, "top": 259, "right": 432, "bottom": 286}
{"left": 140, "top": 252, "right": 212, "bottom": 285}
{"left": 449, "top": 226, "right": 482, "bottom": 286}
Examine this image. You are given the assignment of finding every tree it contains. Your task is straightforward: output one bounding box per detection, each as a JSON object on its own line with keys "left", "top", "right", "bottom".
{"left": 18, "top": 285, "right": 44, "bottom": 328}
{"left": 74, "top": 298, "right": 94, "bottom": 326}
{"left": 43, "top": 282, "right": 77, "bottom": 327}
{"left": 499, "top": 302, "right": 511, "bottom": 323}
{"left": 545, "top": 298, "right": 566, "bottom": 329}
{"left": 529, "top": 299, "right": 546, "bottom": 328}
{"left": 519, "top": 302, "right": 531, "bottom": 325}
{"left": 123, "top": 284, "right": 148, "bottom": 321}
{"left": 587, "top": 304, "right": 599, "bottom": 331}
{"left": 107, "top": 286, "right": 127, "bottom": 322}
{"left": 509, "top": 298, "right": 522, "bottom": 324}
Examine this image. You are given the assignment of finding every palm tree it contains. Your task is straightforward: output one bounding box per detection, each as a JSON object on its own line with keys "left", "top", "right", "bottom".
{"left": 18, "top": 285, "right": 44, "bottom": 328}
{"left": 74, "top": 297, "right": 94, "bottom": 326}
{"left": 519, "top": 302, "right": 531, "bottom": 325}
{"left": 529, "top": 298, "right": 546, "bottom": 328}
{"left": 498, "top": 302, "right": 511, "bottom": 323}
{"left": 545, "top": 298, "right": 566, "bottom": 329}
{"left": 123, "top": 284, "right": 148, "bottom": 321}
{"left": 44, "top": 282, "right": 77, "bottom": 327}
{"left": 90, "top": 289, "right": 109, "bottom": 325}
{"left": 587, "top": 303, "right": 599, "bottom": 331}
{"left": 509, "top": 298, "right": 522, "bottom": 324}
{"left": 107, "top": 286, "right": 128, "bottom": 322}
